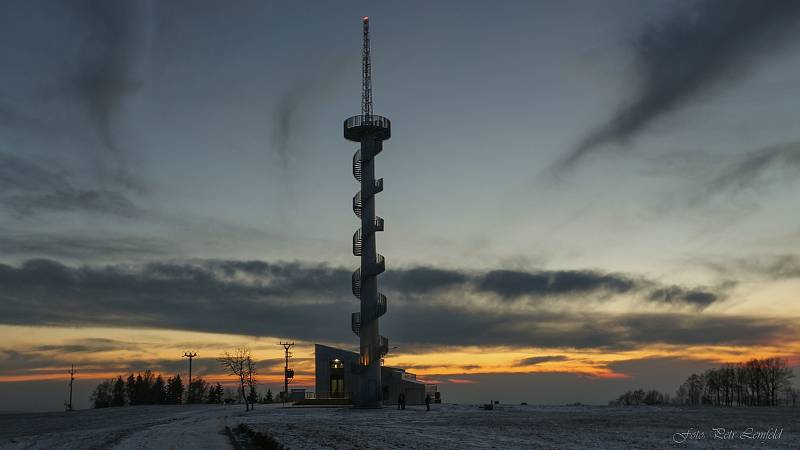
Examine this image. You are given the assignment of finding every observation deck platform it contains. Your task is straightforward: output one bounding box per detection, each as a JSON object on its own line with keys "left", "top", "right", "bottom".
{"left": 344, "top": 115, "right": 391, "bottom": 142}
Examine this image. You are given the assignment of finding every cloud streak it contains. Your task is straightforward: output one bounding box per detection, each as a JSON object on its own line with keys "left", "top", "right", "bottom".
{"left": 515, "top": 355, "right": 569, "bottom": 367}
{"left": 0, "top": 153, "right": 139, "bottom": 218}
{"left": 270, "top": 57, "right": 347, "bottom": 168}
{"left": 705, "top": 140, "right": 800, "bottom": 196}
{"left": 71, "top": 1, "right": 147, "bottom": 158}
{"left": 560, "top": 0, "right": 800, "bottom": 170}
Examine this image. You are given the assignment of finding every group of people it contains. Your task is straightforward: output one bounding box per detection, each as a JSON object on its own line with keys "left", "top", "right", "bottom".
{"left": 397, "top": 393, "right": 433, "bottom": 411}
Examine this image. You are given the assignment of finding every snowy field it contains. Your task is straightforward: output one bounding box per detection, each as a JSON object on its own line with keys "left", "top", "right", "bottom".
{"left": 1, "top": 403, "right": 799, "bottom": 449}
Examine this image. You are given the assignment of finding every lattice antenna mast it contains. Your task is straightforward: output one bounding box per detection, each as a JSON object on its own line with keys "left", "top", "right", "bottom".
{"left": 361, "top": 16, "right": 372, "bottom": 120}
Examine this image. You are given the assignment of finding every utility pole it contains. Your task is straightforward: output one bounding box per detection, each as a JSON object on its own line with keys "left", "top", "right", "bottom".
{"left": 183, "top": 352, "right": 197, "bottom": 403}
{"left": 66, "top": 364, "right": 76, "bottom": 412}
{"left": 278, "top": 342, "right": 294, "bottom": 404}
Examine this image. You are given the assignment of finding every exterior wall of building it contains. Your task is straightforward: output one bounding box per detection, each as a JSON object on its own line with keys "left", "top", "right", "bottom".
{"left": 315, "top": 344, "right": 437, "bottom": 405}
{"left": 289, "top": 388, "right": 306, "bottom": 401}
{"left": 401, "top": 379, "right": 427, "bottom": 405}
{"left": 381, "top": 367, "right": 425, "bottom": 405}
{"left": 314, "top": 344, "right": 360, "bottom": 399}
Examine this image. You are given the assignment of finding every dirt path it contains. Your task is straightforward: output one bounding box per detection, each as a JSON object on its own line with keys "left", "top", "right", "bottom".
{"left": 110, "top": 407, "right": 235, "bottom": 450}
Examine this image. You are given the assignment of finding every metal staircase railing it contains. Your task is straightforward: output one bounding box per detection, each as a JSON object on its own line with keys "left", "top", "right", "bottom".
{"left": 352, "top": 229, "right": 362, "bottom": 256}
{"left": 352, "top": 150, "right": 361, "bottom": 182}
{"left": 351, "top": 269, "right": 361, "bottom": 298}
{"left": 351, "top": 294, "right": 387, "bottom": 337}
{"left": 351, "top": 312, "right": 361, "bottom": 336}
{"left": 379, "top": 335, "right": 389, "bottom": 357}
{"left": 352, "top": 192, "right": 362, "bottom": 218}
{"left": 373, "top": 254, "right": 385, "bottom": 275}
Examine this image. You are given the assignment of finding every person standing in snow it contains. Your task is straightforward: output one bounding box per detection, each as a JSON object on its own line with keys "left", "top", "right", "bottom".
{"left": 425, "top": 394, "right": 431, "bottom": 411}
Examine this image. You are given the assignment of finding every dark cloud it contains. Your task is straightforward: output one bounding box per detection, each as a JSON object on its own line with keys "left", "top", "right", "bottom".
{"left": 476, "top": 269, "right": 636, "bottom": 299}
{"left": 388, "top": 305, "right": 794, "bottom": 350}
{"left": 382, "top": 266, "right": 468, "bottom": 294}
{"left": 384, "top": 266, "right": 714, "bottom": 309}
{"left": 648, "top": 285, "right": 719, "bottom": 308}
{"left": 560, "top": 0, "right": 800, "bottom": 170}
{"left": 0, "top": 258, "right": 789, "bottom": 351}
{"left": 515, "top": 355, "right": 569, "bottom": 367}
{"left": 611, "top": 313, "right": 788, "bottom": 348}
{"left": 0, "top": 153, "right": 139, "bottom": 218}
{"left": 0, "top": 258, "right": 353, "bottom": 343}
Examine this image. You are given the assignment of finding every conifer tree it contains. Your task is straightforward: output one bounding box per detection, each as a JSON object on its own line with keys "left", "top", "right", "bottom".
{"left": 111, "top": 376, "right": 126, "bottom": 407}
{"left": 152, "top": 375, "right": 166, "bottom": 404}
{"left": 206, "top": 383, "right": 219, "bottom": 404}
{"left": 187, "top": 377, "right": 208, "bottom": 404}
{"left": 166, "top": 374, "right": 184, "bottom": 404}
{"left": 90, "top": 380, "right": 113, "bottom": 408}
{"left": 265, "top": 388, "right": 273, "bottom": 403}
{"left": 125, "top": 374, "right": 136, "bottom": 405}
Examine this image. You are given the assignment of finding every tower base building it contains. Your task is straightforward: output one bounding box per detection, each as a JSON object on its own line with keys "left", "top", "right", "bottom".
{"left": 313, "top": 344, "right": 437, "bottom": 406}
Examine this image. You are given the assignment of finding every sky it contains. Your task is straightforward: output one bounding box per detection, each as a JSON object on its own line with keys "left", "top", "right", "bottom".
{"left": 1, "top": 0, "right": 800, "bottom": 411}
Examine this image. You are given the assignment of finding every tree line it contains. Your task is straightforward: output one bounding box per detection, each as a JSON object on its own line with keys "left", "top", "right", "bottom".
{"left": 675, "top": 357, "right": 795, "bottom": 406}
{"left": 90, "top": 370, "right": 225, "bottom": 408}
{"left": 90, "top": 346, "right": 285, "bottom": 410}
{"left": 610, "top": 357, "right": 797, "bottom": 407}
{"left": 609, "top": 389, "right": 670, "bottom": 406}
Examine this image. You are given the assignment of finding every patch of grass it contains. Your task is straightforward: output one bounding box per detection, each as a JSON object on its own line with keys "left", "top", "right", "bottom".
{"left": 236, "top": 423, "right": 284, "bottom": 450}
{"left": 292, "top": 398, "right": 352, "bottom": 406}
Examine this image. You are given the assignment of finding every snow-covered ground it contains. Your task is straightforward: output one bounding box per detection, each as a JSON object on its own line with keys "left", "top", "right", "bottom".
{"left": 1, "top": 403, "right": 798, "bottom": 449}
{"left": 0, "top": 404, "right": 237, "bottom": 450}
{"left": 241, "top": 404, "right": 800, "bottom": 449}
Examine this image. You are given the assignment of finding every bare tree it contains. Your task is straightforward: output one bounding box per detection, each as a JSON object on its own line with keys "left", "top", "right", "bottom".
{"left": 219, "top": 347, "right": 256, "bottom": 411}
{"left": 763, "top": 357, "right": 793, "bottom": 406}
{"left": 246, "top": 354, "right": 258, "bottom": 409}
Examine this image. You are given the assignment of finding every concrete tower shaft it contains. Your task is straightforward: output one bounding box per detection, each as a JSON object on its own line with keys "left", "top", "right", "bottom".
{"left": 344, "top": 16, "right": 391, "bottom": 408}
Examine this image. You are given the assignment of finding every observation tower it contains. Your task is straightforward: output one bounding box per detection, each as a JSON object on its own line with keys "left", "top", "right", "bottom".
{"left": 344, "top": 16, "right": 391, "bottom": 408}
